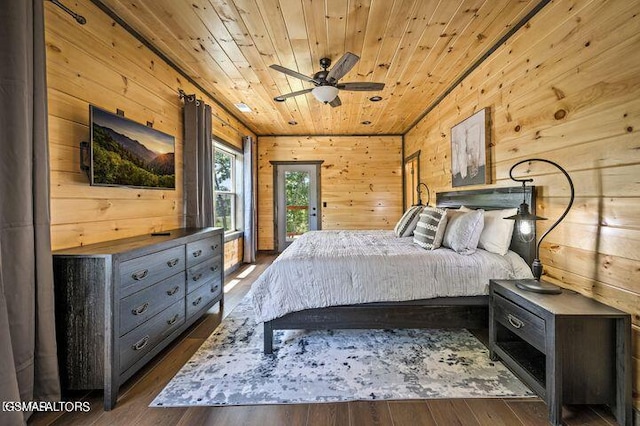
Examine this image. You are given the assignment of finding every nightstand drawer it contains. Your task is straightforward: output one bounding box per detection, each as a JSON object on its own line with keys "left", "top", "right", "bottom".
{"left": 494, "top": 294, "right": 546, "bottom": 353}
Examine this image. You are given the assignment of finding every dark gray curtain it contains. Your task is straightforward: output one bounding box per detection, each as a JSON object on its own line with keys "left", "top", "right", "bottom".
{"left": 183, "top": 96, "right": 214, "bottom": 228}
{"left": 0, "top": 0, "right": 61, "bottom": 424}
{"left": 243, "top": 136, "right": 257, "bottom": 263}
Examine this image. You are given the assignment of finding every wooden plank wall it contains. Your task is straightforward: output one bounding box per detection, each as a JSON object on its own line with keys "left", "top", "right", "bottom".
{"left": 44, "top": 1, "right": 255, "bottom": 257}
{"left": 257, "top": 136, "right": 402, "bottom": 250}
{"left": 404, "top": 0, "right": 640, "bottom": 407}
{"left": 224, "top": 237, "right": 244, "bottom": 271}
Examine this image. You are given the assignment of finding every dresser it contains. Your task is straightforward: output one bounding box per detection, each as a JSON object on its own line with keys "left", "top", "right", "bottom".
{"left": 489, "top": 279, "right": 632, "bottom": 426}
{"left": 53, "top": 228, "right": 224, "bottom": 410}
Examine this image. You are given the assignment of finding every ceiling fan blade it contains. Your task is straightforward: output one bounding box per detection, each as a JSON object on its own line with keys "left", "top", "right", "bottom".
{"left": 269, "top": 64, "right": 318, "bottom": 84}
{"left": 326, "top": 52, "right": 360, "bottom": 82}
{"left": 337, "top": 82, "right": 385, "bottom": 91}
{"left": 273, "top": 88, "right": 313, "bottom": 101}
{"left": 329, "top": 96, "right": 342, "bottom": 108}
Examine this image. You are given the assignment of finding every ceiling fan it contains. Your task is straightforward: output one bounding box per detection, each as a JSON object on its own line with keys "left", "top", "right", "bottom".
{"left": 270, "top": 52, "right": 385, "bottom": 107}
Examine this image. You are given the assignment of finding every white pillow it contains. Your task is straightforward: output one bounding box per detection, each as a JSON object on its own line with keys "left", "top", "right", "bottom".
{"left": 442, "top": 209, "right": 484, "bottom": 255}
{"left": 460, "top": 206, "right": 518, "bottom": 255}
{"left": 393, "top": 206, "right": 424, "bottom": 237}
{"left": 413, "top": 207, "right": 448, "bottom": 250}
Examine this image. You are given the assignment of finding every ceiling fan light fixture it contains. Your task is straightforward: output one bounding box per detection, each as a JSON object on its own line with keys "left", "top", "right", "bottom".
{"left": 369, "top": 96, "right": 382, "bottom": 102}
{"left": 312, "top": 85, "right": 339, "bottom": 103}
{"left": 274, "top": 96, "right": 286, "bottom": 102}
{"left": 361, "top": 120, "right": 372, "bottom": 125}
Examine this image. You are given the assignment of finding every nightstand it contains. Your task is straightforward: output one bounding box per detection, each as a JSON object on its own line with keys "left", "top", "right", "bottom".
{"left": 489, "top": 279, "right": 632, "bottom": 426}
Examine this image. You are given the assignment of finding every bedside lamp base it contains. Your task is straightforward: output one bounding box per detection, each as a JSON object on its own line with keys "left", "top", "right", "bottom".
{"left": 515, "top": 279, "right": 562, "bottom": 295}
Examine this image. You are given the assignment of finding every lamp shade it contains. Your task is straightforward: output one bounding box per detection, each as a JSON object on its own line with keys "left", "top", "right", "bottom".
{"left": 312, "top": 86, "right": 339, "bottom": 103}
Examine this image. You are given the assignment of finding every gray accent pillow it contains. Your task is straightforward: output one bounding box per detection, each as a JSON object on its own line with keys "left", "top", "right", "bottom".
{"left": 413, "top": 207, "right": 448, "bottom": 250}
{"left": 442, "top": 209, "right": 485, "bottom": 255}
{"left": 393, "top": 206, "right": 424, "bottom": 237}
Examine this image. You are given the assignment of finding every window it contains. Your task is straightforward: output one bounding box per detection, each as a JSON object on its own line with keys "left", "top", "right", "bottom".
{"left": 213, "top": 143, "right": 243, "bottom": 233}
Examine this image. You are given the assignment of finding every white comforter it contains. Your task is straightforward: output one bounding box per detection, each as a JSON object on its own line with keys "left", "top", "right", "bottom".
{"left": 250, "top": 230, "right": 533, "bottom": 322}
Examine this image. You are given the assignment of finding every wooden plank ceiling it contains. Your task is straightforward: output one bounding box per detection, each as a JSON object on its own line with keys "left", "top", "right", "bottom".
{"left": 99, "top": 0, "right": 540, "bottom": 135}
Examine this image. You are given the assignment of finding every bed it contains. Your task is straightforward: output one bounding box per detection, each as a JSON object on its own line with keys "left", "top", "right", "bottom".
{"left": 253, "top": 186, "right": 537, "bottom": 354}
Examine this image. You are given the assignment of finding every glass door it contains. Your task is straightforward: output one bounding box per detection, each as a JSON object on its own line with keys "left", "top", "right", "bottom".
{"left": 276, "top": 164, "right": 319, "bottom": 251}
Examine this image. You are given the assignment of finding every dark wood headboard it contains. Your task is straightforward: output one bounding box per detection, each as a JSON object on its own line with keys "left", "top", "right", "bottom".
{"left": 436, "top": 186, "right": 536, "bottom": 266}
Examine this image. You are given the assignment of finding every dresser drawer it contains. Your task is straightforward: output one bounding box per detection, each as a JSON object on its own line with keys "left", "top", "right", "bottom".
{"left": 186, "top": 255, "right": 222, "bottom": 293}
{"left": 119, "top": 272, "right": 185, "bottom": 336}
{"left": 119, "top": 301, "right": 185, "bottom": 373}
{"left": 119, "top": 246, "right": 185, "bottom": 297}
{"left": 186, "top": 280, "right": 221, "bottom": 319}
{"left": 186, "top": 236, "right": 223, "bottom": 268}
{"left": 494, "top": 294, "right": 546, "bottom": 353}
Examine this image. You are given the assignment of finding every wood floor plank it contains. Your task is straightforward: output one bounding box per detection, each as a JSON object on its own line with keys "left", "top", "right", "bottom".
{"left": 505, "top": 400, "right": 549, "bottom": 426}
{"left": 387, "top": 400, "right": 437, "bottom": 425}
{"left": 189, "top": 405, "right": 309, "bottom": 426}
{"left": 349, "top": 401, "right": 393, "bottom": 426}
{"left": 306, "top": 403, "right": 350, "bottom": 426}
{"left": 562, "top": 405, "right": 615, "bottom": 426}
{"left": 426, "top": 399, "right": 480, "bottom": 426}
{"left": 464, "top": 399, "right": 525, "bottom": 426}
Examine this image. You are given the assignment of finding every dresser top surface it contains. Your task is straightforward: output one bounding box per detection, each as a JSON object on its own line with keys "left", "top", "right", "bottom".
{"left": 53, "top": 227, "right": 223, "bottom": 256}
{"left": 491, "top": 279, "right": 628, "bottom": 317}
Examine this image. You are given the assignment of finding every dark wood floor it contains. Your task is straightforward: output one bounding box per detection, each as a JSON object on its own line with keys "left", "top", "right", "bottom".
{"left": 30, "top": 254, "right": 620, "bottom": 426}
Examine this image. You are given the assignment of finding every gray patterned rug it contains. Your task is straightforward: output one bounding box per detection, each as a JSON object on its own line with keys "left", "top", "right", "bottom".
{"left": 151, "top": 297, "right": 533, "bottom": 407}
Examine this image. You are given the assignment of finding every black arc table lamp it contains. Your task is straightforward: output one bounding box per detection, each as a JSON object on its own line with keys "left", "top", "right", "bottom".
{"left": 505, "top": 158, "right": 575, "bottom": 295}
{"left": 414, "top": 183, "right": 431, "bottom": 206}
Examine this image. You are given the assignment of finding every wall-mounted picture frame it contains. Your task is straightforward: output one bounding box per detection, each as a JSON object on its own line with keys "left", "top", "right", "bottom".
{"left": 450, "top": 107, "right": 490, "bottom": 187}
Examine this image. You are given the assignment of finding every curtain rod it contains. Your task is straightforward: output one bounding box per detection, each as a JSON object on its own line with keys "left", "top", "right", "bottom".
{"left": 49, "top": 0, "right": 86, "bottom": 25}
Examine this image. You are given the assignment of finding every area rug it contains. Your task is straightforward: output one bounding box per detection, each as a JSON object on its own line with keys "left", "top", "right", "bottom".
{"left": 151, "top": 297, "right": 533, "bottom": 407}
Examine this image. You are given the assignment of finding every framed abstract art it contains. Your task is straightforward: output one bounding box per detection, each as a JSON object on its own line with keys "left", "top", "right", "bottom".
{"left": 450, "top": 108, "right": 491, "bottom": 187}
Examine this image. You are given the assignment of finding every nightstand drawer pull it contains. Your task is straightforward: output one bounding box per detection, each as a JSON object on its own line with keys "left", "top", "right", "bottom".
{"left": 507, "top": 314, "right": 524, "bottom": 329}
{"left": 167, "top": 258, "right": 180, "bottom": 267}
{"left": 211, "top": 244, "right": 219, "bottom": 251}
{"left": 167, "top": 314, "right": 179, "bottom": 325}
{"left": 166, "top": 286, "right": 180, "bottom": 296}
{"left": 192, "top": 249, "right": 202, "bottom": 258}
{"left": 192, "top": 273, "right": 203, "bottom": 282}
{"left": 192, "top": 296, "right": 203, "bottom": 306}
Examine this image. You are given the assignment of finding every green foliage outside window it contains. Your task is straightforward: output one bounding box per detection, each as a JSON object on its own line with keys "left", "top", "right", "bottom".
{"left": 214, "top": 150, "right": 234, "bottom": 231}
{"left": 285, "top": 171, "right": 310, "bottom": 238}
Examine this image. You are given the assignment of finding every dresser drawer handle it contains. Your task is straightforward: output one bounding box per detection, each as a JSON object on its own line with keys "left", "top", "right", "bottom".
{"left": 210, "top": 265, "right": 219, "bottom": 272}
{"left": 211, "top": 244, "right": 219, "bottom": 251}
{"left": 167, "top": 258, "right": 180, "bottom": 267}
{"left": 211, "top": 285, "right": 219, "bottom": 293}
{"left": 507, "top": 314, "right": 524, "bottom": 329}
{"left": 166, "top": 286, "right": 180, "bottom": 296}
{"left": 132, "top": 335, "right": 149, "bottom": 351}
{"left": 132, "top": 302, "right": 149, "bottom": 316}
{"left": 192, "top": 250, "right": 202, "bottom": 258}
{"left": 167, "top": 314, "right": 179, "bottom": 325}
{"left": 192, "top": 273, "right": 203, "bottom": 282}
{"left": 132, "top": 269, "right": 149, "bottom": 281}
{"left": 192, "top": 296, "right": 203, "bottom": 306}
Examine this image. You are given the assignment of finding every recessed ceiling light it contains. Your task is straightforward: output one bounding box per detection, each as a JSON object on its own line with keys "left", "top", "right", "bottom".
{"left": 361, "top": 120, "right": 372, "bottom": 125}
{"left": 288, "top": 120, "right": 297, "bottom": 125}
{"left": 369, "top": 96, "right": 382, "bottom": 102}
{"left": 234, "top": 103, "right": 252, "bottom": 112}
{"left": 274, "top": 97, "right": 286, "bottom": 102}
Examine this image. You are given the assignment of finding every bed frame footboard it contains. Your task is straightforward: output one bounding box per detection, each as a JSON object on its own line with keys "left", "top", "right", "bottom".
{"left": 262, "top": 297, "right": 488, "bottom": 354}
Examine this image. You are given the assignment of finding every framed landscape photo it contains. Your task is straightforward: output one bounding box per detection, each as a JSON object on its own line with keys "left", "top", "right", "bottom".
{"left": 450, "top": 108, "right": 490, "bottom": 187}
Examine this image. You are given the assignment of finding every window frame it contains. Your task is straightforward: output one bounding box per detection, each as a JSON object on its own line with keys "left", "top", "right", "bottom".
{"left": 213, "top": 141, "right": 243, "bottom": 234}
